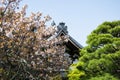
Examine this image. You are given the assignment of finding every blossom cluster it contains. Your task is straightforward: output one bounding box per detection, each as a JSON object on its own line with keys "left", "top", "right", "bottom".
{"left": 0, "top": 0, "right": 71, "bottom": 79}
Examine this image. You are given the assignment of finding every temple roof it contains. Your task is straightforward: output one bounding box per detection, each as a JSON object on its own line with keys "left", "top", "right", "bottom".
{"left": 55, "top": 22, "right": 83, "bottom": 49}
{"left": 49, "top": 22, "right": 83, "bottom": 61}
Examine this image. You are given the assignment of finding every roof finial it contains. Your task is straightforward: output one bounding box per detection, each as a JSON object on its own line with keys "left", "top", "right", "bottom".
{"left": 57, "top": 22, "right": 68, "bottom": 34}
{"left": 51, "top": 21, "right": 56, "bottom": 26}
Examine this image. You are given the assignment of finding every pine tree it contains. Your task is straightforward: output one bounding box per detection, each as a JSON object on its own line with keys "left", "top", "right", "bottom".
{"left": 68, "top": 21, "right": 120, "bottom": 80}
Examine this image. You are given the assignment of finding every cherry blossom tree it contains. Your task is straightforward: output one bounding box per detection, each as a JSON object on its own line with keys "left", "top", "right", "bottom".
{"left": 0, "top": 0, "right": 71, "bottom": 79}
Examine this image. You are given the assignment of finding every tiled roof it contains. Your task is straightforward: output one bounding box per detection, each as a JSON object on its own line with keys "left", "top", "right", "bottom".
{"left": 55, "top": 22, "right": 83, "bottom": 49}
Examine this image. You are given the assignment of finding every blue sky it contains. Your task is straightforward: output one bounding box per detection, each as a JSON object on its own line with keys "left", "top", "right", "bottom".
{"left": 21, "top": 0, "right": 120, "bottom": 46}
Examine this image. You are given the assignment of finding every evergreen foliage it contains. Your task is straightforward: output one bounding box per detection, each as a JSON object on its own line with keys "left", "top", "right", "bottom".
{"left": 68, "top": 21, "right": 120, "bottom": 80}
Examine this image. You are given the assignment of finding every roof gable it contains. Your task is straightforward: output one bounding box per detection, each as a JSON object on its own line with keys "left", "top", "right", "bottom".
{"left": 56, "top": 22, "right": 83, "bottom": 49}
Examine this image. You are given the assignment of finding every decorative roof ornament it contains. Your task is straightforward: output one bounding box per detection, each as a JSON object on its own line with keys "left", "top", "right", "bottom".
{"left": 51, "top": 21, "right": 56, "bottom": 26}
{"left": 57, "top": 22, "right": 68, "bottom": 34}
